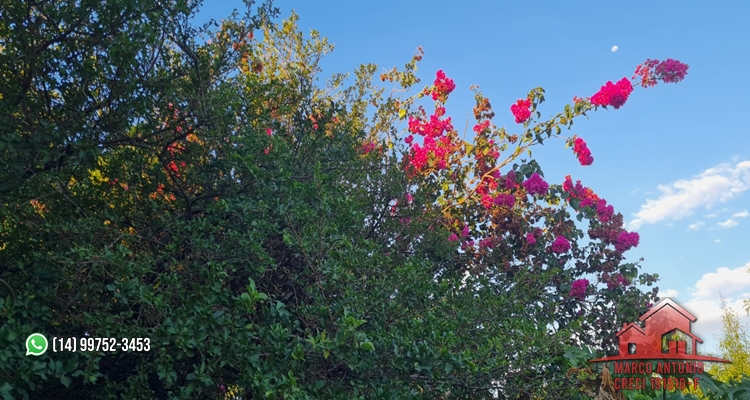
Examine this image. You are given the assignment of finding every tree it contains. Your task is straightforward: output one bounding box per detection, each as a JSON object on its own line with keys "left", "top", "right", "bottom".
{"left": 1, "top": 1, "right": 687, "bottom": 398}
{"left": 707, "top": 297, "right": 750, "bottom": 383}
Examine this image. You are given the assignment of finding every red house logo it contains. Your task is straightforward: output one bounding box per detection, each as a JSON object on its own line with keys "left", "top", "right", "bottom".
{"left": 590, "top": 297, "right": 730, "bottom": 363}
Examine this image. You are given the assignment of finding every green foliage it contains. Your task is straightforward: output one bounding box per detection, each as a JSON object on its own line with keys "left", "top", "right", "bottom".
{"left": 708, "top": 297, "right": 750, "bottom": 383}
{"left": 1, "top": 0, "right": 662, "bottom": 399}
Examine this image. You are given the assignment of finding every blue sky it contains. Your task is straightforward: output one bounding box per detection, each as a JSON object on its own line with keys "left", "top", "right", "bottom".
{"left": 197, "top": 1, "right": 750, "bottom": 355}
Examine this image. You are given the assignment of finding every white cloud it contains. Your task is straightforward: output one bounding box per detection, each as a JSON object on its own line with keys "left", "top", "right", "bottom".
{"left": 670, "top": 263, "right": 750, "bottom": 356}
{"left": 705, "top": 213, "right": 718, "bottom": 218}
{"left": 688, "top": 221, "right": 705, "bottom": 230}
{"left": 661, "top": 289, "right": 679, "bottom": 298}
{"left": 628, "top": 161, "right": 750, "bottom": 229}
{"left": 679, "top": 297, "right": 750, "bottom": 356}
{"left": 718, "top": 219, "right": 739, "bottom": 228}
{"left": 692, "top": 264, "right": 750, "bottom": 299}
{"left": 716, "top": 210, "right": 750, "bottom": 228}
{"left": 715, "top": 239, "right": 721, "bottom": 243}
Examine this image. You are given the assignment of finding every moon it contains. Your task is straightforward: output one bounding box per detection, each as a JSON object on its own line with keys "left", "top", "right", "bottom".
{"left": 611, "top": 45, "right": 619, "bottom": 53}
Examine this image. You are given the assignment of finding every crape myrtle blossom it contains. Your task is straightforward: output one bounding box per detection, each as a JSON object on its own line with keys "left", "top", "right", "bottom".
{"left": 572, "top": 137, "right": 594, "bottom": 166}
{"left": 570, "top": 279, "right": 589, "bottom": 300}
{"left": 430, "top": 70, "right": 456, "bottom": 102}
{"left": 394, "top": 59, "right": 680, "bottom": 308}
{"left": 510, "top": 98, "right": 532, "bottom": 124}
{"left": 494, "top": 193, "right": 515, "bottom": 208}
{"left": 654, "top": 59, "right": 689, "bottom": 83}
{"left": 550, "top": 235, "right": 571, "bottom": 253}
{"left": 404, "top": 71, "right": 458, "bottom": 175}
{"left": 615, "top": 231, "right": 640, "bottom": 253}
{"left": 590, "top": 77, "right": 633, "bottom": 109}
{"left": 633, "top": 58, "right": 690, "bottom": 87}
{"left": 563, "top": 175, "right": 600, "bottom": 209}
{"left": 360, "top": 141, "right": 377, "bottom": 154}
{"left": 522, "top": 173, "right": 549, "bottom": 197}
{"left": 562, "top": 175, "right": 641, "bottom": 258}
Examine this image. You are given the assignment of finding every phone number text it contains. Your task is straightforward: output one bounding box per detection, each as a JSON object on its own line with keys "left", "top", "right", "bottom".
{"left": 52, "top": 337, "right": 151, "bottom": 353}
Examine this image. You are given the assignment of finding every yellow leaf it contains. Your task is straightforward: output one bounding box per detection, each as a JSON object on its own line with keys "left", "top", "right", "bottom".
{"left": 88, "top": 169, "right": 108, "bottom": 184}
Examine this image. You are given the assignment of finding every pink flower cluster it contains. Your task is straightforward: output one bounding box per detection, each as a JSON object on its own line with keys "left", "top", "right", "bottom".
{"left": 563, "top": 175, "right": 617, "bottom": 223}
{"left": 615, "top": 231, "right": 640, "bottom": 253}
{"left": 407, "top": 108, "right": 453, "bottom": 137}
{"left": 522, "top": 173, "right": 549, "bottom": 196}
{"left": 573, "top": 137, "right": 594, "bottom": 166}
{"left": 405, "top": 84, "right": 458, "bottom": 174}
{"left": 431, "top": 70, "right": 456, "bottom": 102}
{"left": 360, "top": 141, "right": 377, "bottom": 154}
{"left": 405, "top": 119, "right": 455, "bottom": 172}
{"left": 494, "top": 193, "right": 515, "bottom": 208}
{"left": 570, "top": 278, "right": 589, "bottom": 300}
{"left": 633, "top": 59, "right": 660, "bottom": 88}
{"left": 654, "top": 58, "right": 689, "bottom": 84}
{"left": 526, "top": 232, "right": 536, "bottom": 246}
{"left": 563, "top": 175, "right": 600, "bottom": 208}
{"left": 633, "top": 58, "right": 689, "bottom": 87}
{"left": 551, "top": 235, "right": 571, "bottom": 253}
{"left": 473, "top": 120, "right": 491, "bottom": 134}
{"left": 595, "top": 199, "right": 614, "bottom": 223}
{"left": 502, "top": 170, "right": 517, "bottom": 189}
{"left": 510, "top": 98, "right": 532, "bottom": 124}
{"left": 590, "top": 78, "right": 633, "bottom": 109}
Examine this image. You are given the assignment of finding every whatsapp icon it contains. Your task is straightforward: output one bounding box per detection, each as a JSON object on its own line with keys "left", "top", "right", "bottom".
{"left": 26, "top": 333, "right": 48, "bottom": 356}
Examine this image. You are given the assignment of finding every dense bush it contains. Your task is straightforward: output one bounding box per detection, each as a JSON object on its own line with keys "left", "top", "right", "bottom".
{"left": 0, "top": 1, "right": 688, "bottom": 398}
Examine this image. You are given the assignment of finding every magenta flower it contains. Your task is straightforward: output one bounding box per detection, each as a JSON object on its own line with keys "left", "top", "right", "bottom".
{"left": 479, "top": 238, "right": 494, "bottom": 249}
{"left": 510, "top": 98, "right": 532, "bottom": 124}
{"left": 573, "top": 137, "right": 594, "bottom": 166}
{"left": 449, "top": 233, "right": 459, "bottom": 242}
{"left": 590, "top": 77, "right": 634, "bottom": 109}
{"left": 432, "top": 70, "right": 456, "bottom": 102}
{"left": 522, "top": 173, "right": 549, "bottom": 196}
{"left": 570, "top": 278, "right": 589, "bottom": 300}
{"left": 504, "top": 170, "right": 517, "bottom": 188}
{"left": 655, "top": 59, "right": 689, "bottom": 84}
{"left": 615, "top": 231, "right": 640, "bottom": 253}
{"left": 494, "top": 193, "right": 516, "bottom": 208}
{"left": 550, "top": 235, "right": 571, "bottom": 253}
{"left": 461, "top": 225, "right": 470, "bottom": 238}
{"left": 595, "top": 199, "right": 614, "bottom": 222}
{"left": 525, "top": 232, "right": 537, "bottom": 246}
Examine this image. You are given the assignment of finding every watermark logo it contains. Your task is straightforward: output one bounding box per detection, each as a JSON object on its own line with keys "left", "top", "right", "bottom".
{"left": 590, "top": 298, "right": 730, "bottom": 391}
